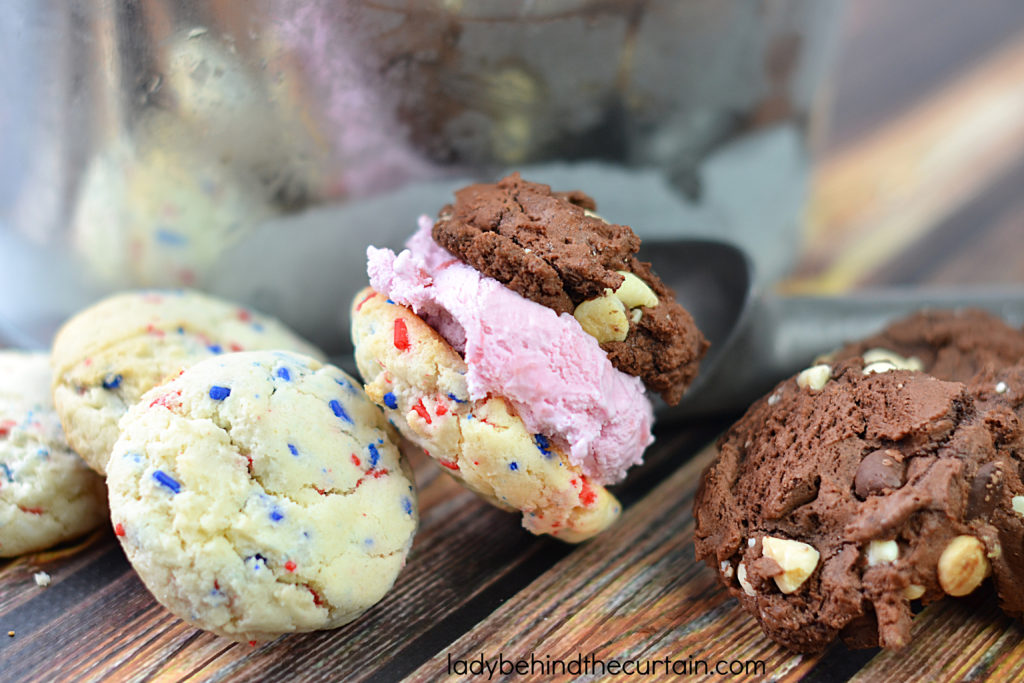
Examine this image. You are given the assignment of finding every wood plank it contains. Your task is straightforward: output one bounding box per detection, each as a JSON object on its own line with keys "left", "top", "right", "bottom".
{"left": 406, "top": 439, "right": 1024, "bottom": 683}
{"left": 406, "top": 442, "right": 824, "bottom": 682}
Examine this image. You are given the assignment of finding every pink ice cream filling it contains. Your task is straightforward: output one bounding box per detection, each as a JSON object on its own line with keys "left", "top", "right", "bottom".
{"left": 367, "top": 215, "right": 654, "bottom": 485}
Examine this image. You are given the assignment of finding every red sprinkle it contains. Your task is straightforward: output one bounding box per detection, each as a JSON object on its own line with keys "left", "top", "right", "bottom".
{"left": 145, "top": 324, "right": 165, "bottom": 337}
{"left": 284, "top": 560, "right": 297, "bottom": 572}
{"left": 149, "top": 391, "right": 182, "bottom": 410}
{"left": 309, "top": 588, "right": 326, "bottom": 607}
{"left": 245, "top": 454, "right": 254, "bottom": 470}
{"left": 229, "top": 343, "right": 244, "bottom": 352}
{"left": 435, "top": 403, "right": 448, "bottom": 416}
{"left": 393, "top": 319, "right": 410, "bottom": 351}
{"left": 355, "top": 292, "right": 375, "bottom": 312}
{"left": 0, "top": 420, "right": 14, "bottom": 438}
{"left": 249, "top": 641, "right": 257, "bottom": 647}
{"left": 350, "top": 454, "right": 361, "bottom": 467}
{"left": 19, "top": 506, "right": 44, "bottom": 515}
{"left": 237, "top": 309, "right": 252, "bottom": 322}
{"left": 313, "top": 486, "right": 328, "bottom": 496}
{"left": 438, "top": 459, "right": 460, "bottom": 471}
{"left": 579, "top": 476, "right": 597, "bottom": 506}
{"left": 114, "top": 523, "right": 126, "bottom": 537}
{"left": 412, "top": 399, "right": 431, "bottom": 424}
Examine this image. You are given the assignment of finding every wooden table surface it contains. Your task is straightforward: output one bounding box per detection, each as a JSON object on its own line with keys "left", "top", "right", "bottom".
{"left": 4, "top": 2, "right": 1024, "bottom": 681}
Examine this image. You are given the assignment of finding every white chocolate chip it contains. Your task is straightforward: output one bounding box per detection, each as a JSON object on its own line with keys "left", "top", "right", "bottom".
{"left": 737, "top": 562, "right": 755, "bottom": 596}
{"left": 796, "top": 365, "right": 831, "bottom": 391}
{"left": 767, "top": 391, "right": 781, "bottom": 406}
{"left": 904, "top": 584, "right": 925, "bottom": 600}
{"left": 761, "top": 536, "right": 820, "bottom": 594}
{"left": 583, "top": 209, "right": 606, "bottom": 222}
{"left": 630, "top": 309, "right": 642, "bottom": 324}
{"left": 866, "top": 540, "right": 899, "bottom": 566}
{"left": 996, "top": 381, "right": 1009, "bottom": 394}
{"left": 863, "top": 361, "right": 897, "bottom": 375}
{"left": 861, "top": 348, "right": 924, "bottom": 372}
{"left": 613, "top": 271, "right": 659, "bottom": 309}
{"left": 573, "top": 289, "right": 629, "bottom": 343}
{"left": 720, "top": 560, "right": 734, "bottom": 579}
{"left": 1013, "top": 496, "right": 1024, "bottom": 517}
{"left": 33, "top": 571, "right": 51, "bottom": 587}
{"left": 748, "top": 537, "right": 756, "bottom": 548}
{"left": 937, "top": 535, "right": 990, "bottom": 597}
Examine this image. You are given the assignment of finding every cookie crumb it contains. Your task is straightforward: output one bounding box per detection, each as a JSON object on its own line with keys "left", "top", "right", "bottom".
{"left": 33, "top": 571, "right": 51, "bottom": 587}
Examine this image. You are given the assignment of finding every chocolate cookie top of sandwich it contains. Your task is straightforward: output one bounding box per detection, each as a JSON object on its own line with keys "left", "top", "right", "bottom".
{"left": 431, "top": 173, "right": 708, "bottom": 404}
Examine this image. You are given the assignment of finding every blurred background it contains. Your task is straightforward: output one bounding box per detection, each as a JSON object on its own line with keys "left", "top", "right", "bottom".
{"left": 1, "top": 0, "right": 1022, "bottom": 352}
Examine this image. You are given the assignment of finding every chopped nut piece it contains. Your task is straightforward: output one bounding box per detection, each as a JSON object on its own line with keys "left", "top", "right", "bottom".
{"left": 573, "top": 289, "right": 629, "bottom": 343}
{"left": 1013, "top": 496, "right": 1024, "bottom": 517}
{"left": 937, "top": 535, "right": 989, "bottom": 597}
{"left": 796, "top": 365, "right": 831, "bottom": 391}
{"left": 861, "top": 348, "right": 924, "bottom": 371}
{"left": 761, "top": 536, "right": 820, "bottom": 593}
{"left": 904, "top": 584, "right": 925, "bottom": 600}
{"left": 737, "top": 562, "right": 755, "bottom": 596}
{"left": 866, "top": 540, "right": 899, "bottom": 566}
{"left": 613, "top": 271, "right": 659, "bottom": 309}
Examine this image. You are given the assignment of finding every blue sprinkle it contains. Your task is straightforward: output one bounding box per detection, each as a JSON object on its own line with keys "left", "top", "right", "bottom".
{"left": 207, "top": 344, "right": 223, "bottom": 354}
{"left": 102, "top": 374, "right": 123, "bottom": 390}
{"left": 155, "top": 228, "right": 187, "bottom": 246}
{"left": 288, "top": 443, "right": 298, "bottom": 456}
{"left": 247, "top": 553, "right": 267, "bottom": 570}
{"left": 533, "top": 434, "right": 552, "bottom": 458}
{"left": 36, "top": 447, "right": 49, "bottom": 459}
{"left": 335, "top": 377, "right": 357, "bottom": 394}
{"left": 368, "top": 443, "right": 380, "bottom": 468}
{"left": 385, "top": 298, "right": 395, "bottom": 304}
{"left": 209, "top": 386, "right": 231, "bottom": 401}
{"left": 383, "top": 392, "right": 398, "bottom": 409}
{"left": 153, "top": 470, "right": 181, "bottom": 494}
{"left": 329, "top": 399, "right": 352, "bottom": 423}
{"left": 270, "top": 507, "right": 284, "bottom": 522}
{"left": 447, "top": 393, "right": 467, "bottom": 404}
{"left": 364, "top": 538, "right": 374, "bottom": 547}
{"left": 177, "top": 326, "right": 185, "bottom": 335}
{"left": 0, "top": 463, "right": 12, "bottom": 482}
{"left": 509, "top": 462, "right": 519, "bottom": 471}
{"left": 276, "top": 367, "right": 291, "bottom": 381}
{"left": 401, "top": 496, "right": 413, "bottom": 515}
{"left": 252, "top": 322, "right": 264, "bottom": 332}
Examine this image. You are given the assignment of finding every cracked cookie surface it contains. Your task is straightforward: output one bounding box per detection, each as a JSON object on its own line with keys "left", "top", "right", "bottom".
{"left": 351, "top": 289, "right": 621, "bottom": 543}
{"left": 0, "top": 351, "right": 106, "bottom": 557}
{"left": 106, "top": 351, "right": 417, "bottom": 642}
{"left": 431, "top": 173, "right": 707, "bottom": 404}
{"left": 694, "top": 357, "right": 1024, "bottom": 652}
{"left": 52, "top": 290, "right": 323, "bottom": 474}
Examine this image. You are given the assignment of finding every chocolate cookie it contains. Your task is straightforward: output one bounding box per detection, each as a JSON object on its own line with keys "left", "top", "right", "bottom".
{"left": 431, "top": 173, "right": 707, "bottom": 405}
{"left": 827, "top": 309, "right": 1024, "bottom": 384}
{"left": 694, "top": 357, "right": 1024, "bottom": 652}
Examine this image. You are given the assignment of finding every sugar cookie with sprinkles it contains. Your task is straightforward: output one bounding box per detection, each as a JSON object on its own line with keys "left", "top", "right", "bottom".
{"left": 351, "top": 289, "right": 621, "bottom": 543}
{"left": 106, "top": 351, "right": 417, "bottom": 642}
{"left": 0, "top": 351, "right": 106, "bottom": 557}
{"left": 51, "top": 290, "right": 324, "bottom": 474}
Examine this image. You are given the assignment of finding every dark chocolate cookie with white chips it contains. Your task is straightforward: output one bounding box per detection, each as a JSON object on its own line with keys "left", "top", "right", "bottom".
{"left": 694, "top": 356, "right": 1024, "bottom": 653}
{"left": 826, "top": 309, "right": 1024, "bottom": 384}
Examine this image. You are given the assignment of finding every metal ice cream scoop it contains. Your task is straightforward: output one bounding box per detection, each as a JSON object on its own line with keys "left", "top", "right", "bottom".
{"left": 642, "top": 239, "right": 1024, "bottom": 420}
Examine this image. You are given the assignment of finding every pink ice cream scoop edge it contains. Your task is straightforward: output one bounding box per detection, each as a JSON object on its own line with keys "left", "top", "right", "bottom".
{"left": 366, "top": 216, "right": 653, "bottom": 485}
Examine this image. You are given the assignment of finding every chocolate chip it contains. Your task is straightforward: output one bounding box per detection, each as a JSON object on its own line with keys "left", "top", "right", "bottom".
{"left": 966, "top": 461, "right": 1004, "bottom": 519}
{"left": 855, "top": 449, "right": 906, "bottom": 499}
